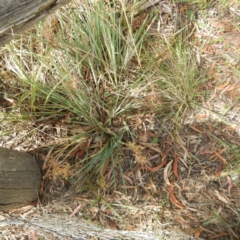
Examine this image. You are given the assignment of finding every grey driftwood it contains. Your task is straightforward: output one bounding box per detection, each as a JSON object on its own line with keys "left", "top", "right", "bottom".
{"left": 0, "top": 0, "right": 70, "bottom": 47}
{"left": 0, "top": 213, "right": 203, "bottom": 240}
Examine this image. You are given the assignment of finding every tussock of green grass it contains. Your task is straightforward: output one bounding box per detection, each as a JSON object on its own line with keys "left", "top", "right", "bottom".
{"left": 154, "top": 40, "right": 209, "bottom": 123}
{"left": 0, "top": 0, "right": 208, "bottom": 188}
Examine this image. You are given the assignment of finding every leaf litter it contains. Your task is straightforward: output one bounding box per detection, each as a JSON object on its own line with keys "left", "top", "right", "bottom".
{"left": 0, "top": 0, "right": 240, "bottom": 239}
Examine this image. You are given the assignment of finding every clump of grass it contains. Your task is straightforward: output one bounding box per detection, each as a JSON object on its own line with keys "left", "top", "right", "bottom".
{"left": 153, "top": 40, "right": 209, "bottom": 125}
{"left": 0, "top": 0, "right": 208, "bottom": 189}
{"left": 1, "top": 0, "right": 158, "bottom": 187}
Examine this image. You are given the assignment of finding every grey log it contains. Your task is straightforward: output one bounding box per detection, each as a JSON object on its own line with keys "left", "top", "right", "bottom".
{"left": 0, "top": 147, "right": 41, "bottom": 211}
{"left": 0, "top": 0, "right": 70, "bottom": 47}
{"left": 0, "top": 214, "right": 204, "bottom": 240}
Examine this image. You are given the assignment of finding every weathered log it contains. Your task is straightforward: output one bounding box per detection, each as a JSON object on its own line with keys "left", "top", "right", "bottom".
{"left": 0, "top": 147, "right": 41, "bottom": 211}
{"left": 0, "top": 0, "right": 70, "bottom": 47}
{"left": 0, "top": 213, "right": 203, "bottom": 240}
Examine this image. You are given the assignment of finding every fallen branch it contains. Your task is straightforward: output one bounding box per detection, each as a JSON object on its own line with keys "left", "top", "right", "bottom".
{"left": 0, "top": 213, "right": 204, "bottom": 240}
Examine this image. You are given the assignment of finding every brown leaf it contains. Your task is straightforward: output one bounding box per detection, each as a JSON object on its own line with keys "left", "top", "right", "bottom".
{"left": 147, "top": 159, "right": 167, "bottom": 172}
{"left": 208, "top": 18, "right": 226, "bottom": 29}
{"left": 162, "top": 145, "right": 174, "bottom": 159}
{"left": 164, "top": 160, "right": 173, "bottom": 185}
{"left": 147, "top": 145, "right": 174, "bottom": 172}
{"left": 210, "top": 231, "right": 229, "bottom": 239}
{"left": 190, "top": 126, "right": 203, "bottom": 134}
{"left": 102, "top": 157, "right": 111, "bottom": 176}
{"left": 169, "top": 182, "right": 185, "bottom": 209}
{"left": 214, "top": 191, "right": 230, "bottom": 204}
{"left": 136, "top": 169, "right": 144, "bottom": 187}
{"left": 179, "top": 5, "right": 188, "bottom": 13}
{"left": 41, "top": 148, "right": 54, "bottom": 171}
{"left": 194, "top": 229, "right": 202, "bottom": 238}
{"left": 76, "top": 147, "right": 86, "bottom": 159}
{"left": 225, "top": 83, "right": 239, "bottom": 92}
{"left": 173, "top": 156, "right": 179, "bottom": 179}
{"left": 196, "top": 114, "right": 208, "bottom": 119}
{"left": 123, "top": 174, "right": 133, "bottom": 185}
{"left": 215, "top": 161, "right": 223, "bottom": 178}
{"left": 70, "top": 204, "right": 82, "bottom": 217}
{"left": 227, "top": 176, "right": 233, "bottom": 194}
{"left": 176, "top": 215, "right": 189, "bottom": 225}
{"left": 207, "top": 121, "right": 213, "bottom": 133}
{"left": 39, "top": 179, "right": 45, "bottom": 196}
{"left": 215, "top": 79, "right": 231, "bottom": 90}
{"left": 215, "top": 152, "right": 228, "bottom": 165}
{"left": 147, "top": 154, "right": 160, "bottom": 161}
{"left": 107, "top": 218, "right": 119, "bottom": 230}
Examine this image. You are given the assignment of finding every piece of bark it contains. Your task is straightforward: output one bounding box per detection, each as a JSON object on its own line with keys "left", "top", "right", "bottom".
{"left": 0, "top": 147, "right": 41, "bottom": 211}
{"left": 0, "top": 0, "right": 70, "bottom": 47}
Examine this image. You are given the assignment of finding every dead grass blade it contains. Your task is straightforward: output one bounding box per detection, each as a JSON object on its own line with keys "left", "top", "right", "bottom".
{"left": 176, "top": 134, "right": 190, "bottom": 159}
